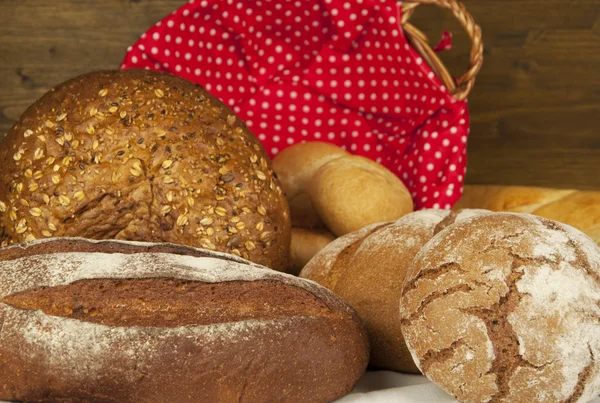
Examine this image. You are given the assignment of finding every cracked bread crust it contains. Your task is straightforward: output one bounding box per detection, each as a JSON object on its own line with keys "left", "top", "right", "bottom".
{"left": 300, "top": 209, "right": 490, "bottom": 373}
{"left": 401, "top": 213, "right": 600, "bottom": 403}
{"left": 0, "top": 69, "right": 290, "bottom": 271}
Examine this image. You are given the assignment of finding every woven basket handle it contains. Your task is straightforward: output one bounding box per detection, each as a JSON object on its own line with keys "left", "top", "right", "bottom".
{"left": 401, "top": 0, "right": 483, "bottom": 101}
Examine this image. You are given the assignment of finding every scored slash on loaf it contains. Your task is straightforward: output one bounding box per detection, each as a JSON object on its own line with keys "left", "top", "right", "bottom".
{"left": 0, "top": 237, "right": 369, "bottom": 403}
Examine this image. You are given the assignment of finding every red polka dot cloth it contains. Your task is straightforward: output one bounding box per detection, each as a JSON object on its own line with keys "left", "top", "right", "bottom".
{"left": 121, "top": 0, "right": 470, "bottom": 209}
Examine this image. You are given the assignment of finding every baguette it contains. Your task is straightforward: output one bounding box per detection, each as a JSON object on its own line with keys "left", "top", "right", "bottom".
{"left": 0, "top": 238, "right": 369, "bottom": 403}
{"left": 456, "top": 185, "right": 600, "bottom": 244}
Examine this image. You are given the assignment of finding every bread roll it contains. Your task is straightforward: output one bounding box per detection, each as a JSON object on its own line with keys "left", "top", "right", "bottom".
{"left": 308, "top": 155, "right": 413, "bottom": 236}
{"left": 300, "top": 209, "right": 490, "bottom": 373}
{"left": 0, "top": 238, "right": 369, "bottom": 403}
{"left": 288, "top": 192, "right": 325, "bottom": 229}
{"left": 0, "top": 69, "right": 290, "bottom": 271}
{"left": 289, "top": 227, "right": 335, "bottom": 275}
{"left": 272, "top": 142, "right": 348, "bottom": 228}
{"left": 401, "top": 213, "right": 600, "bottom": 403}
{"left": 456, "top": 185, "right": 600, "bottom": 245}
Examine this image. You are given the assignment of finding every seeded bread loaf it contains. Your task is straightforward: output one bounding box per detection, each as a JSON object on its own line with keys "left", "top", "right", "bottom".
{"left": 300, "top": 208, "right": 490, "bottom": 373}
{"left": 456, "top": 184, "right": 600, "bottom": 245}
{"left": 0, "top": 237, "right": 369, "bottom": 403}
{"left": 0, "top": 69, "right": 290, "bottom": 271}
{"left": 401, "top": 213, "right": 600, "bottom": 403}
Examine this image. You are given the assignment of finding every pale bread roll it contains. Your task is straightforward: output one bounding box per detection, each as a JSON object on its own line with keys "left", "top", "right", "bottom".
{"left": 300, "top": 209, "right": 490, "bottom": 373}
{"left": 308, "top": 155, "right": 413, "bottom": 236}
{"left": 401, "top": 213, "right": 600, "bottom": 403}
{"left": 288, "top": 193, "right": 324, "bottom": 230}
{"left": 272, "top": 142, "right": 348, "bottom": 228}
{"left": 289, "top": 228, "right": 336, "bottom": 275}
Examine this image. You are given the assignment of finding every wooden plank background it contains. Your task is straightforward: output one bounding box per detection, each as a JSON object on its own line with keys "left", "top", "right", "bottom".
{"left": 1, "top": 0, "right": 599, "bottom": 189}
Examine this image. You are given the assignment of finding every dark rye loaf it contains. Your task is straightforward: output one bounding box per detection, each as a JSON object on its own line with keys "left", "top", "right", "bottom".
{"left": 0, "top": 69, "right": 290, "bottom": 271}
{"left": 0, "top": 238, "right": 369, "bottom": 403}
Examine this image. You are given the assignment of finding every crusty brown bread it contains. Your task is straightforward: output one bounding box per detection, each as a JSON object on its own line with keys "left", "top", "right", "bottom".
{"left": 0, "top": 69, "right": 290, "bottom": 271}
{"left": 289, "top": 227, "right": 335, "bottom": 275}
{"left": 272, "top": 142, "right": 348, "bottom": 229}
{"left": 0, "top": 238, "right": 369, "bottom": 403}
{"left": 455, "top": 185, "right": 600, "bottom": 245}
{"left": 300, "top": 208, "right": 490, "bottom": 373}
{"left": 401, "top": 213, "right": 600, "bottom": 403}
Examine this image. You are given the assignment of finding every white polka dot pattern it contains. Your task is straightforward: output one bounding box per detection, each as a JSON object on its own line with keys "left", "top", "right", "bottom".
{"left": 121, "top": 0, "right": 470, "bottom": 209}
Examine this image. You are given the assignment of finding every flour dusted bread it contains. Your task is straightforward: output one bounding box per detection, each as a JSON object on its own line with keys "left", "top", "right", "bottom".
{"left": 0, "top": 238, "right": 369, "bottom": 403}
{"left": 309, "top": 155, "right": 413, "bottom": 236}
{"left": 0, "top": 69, "right": 290, "bottom": 271}
{"left": 401, "top": 213, "right": 600, "bottom": 403}
{"left": 300, "top": 209, "right": 490, "bottom": 373}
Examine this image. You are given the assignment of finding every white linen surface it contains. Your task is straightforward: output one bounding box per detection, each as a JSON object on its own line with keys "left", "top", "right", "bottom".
{"left": 1, "top": 371, "right": 598, "bottom": 402}
{"left": 338, "top": 371, "right": 600, "bottom": 403}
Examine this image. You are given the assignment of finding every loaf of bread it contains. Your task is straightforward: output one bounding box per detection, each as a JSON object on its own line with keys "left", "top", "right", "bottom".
{"left": 401, "top": 213, "right": 600, "bottom": 403}
{"left": 309, "top": 155, "right": 413, "bottom": 236}
{"left": 272, "top": 142, "right": 348, "bottom": 229}
{"left": 289, "top": 227, "right": 335, "bottom": 275}
{"left": 300, "top": 208, "right": 490, "bottom": 373}
{"left": 456, "top": 185, "right": 600, "bottom": 245}
{"left": 0, "top": 238, "right": 369, "bottom": 403}
{"left": 0, "top": 69, "right": 290, "bottom": 271}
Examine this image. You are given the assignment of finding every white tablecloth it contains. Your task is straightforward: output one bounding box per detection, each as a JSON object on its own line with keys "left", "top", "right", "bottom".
{"left": 1, "top": 371, "right": 598, "bottom": 402}
{"left": 339, "top": 371, "right": 600, "bottom": 403}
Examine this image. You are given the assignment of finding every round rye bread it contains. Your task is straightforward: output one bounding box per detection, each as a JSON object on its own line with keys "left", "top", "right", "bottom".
{"left": 401, "top": 213, "right": 600, "bottom": 403}
{"left": 0, "top": 69, "right": 290, "bottom": 271}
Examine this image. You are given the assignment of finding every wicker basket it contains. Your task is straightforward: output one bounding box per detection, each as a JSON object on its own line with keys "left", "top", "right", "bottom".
{"left": 402, "top": 0, "right": 483, "bottom": 101}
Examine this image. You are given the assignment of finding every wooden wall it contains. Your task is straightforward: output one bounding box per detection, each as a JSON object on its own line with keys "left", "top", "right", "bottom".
{"left": 1, "top": 0, "right": 598, "bottom": 189}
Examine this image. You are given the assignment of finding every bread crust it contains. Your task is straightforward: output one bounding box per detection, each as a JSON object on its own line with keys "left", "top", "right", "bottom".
{"left": 456, "top": 185, "right": 600, "bottom": 245}
{"left": 401, "top": 213, "right": 600, "bottom": 403}
{"left": 308, "top": 155, "right": 413, "bottom": 236}
{"left": 289, "top": 227, "right": 336, "bottom": 275}
{"left": 272, "top": 142, "right": 348, "bottom": 229}
{"left": 0, "top": 69, "right": 290, "bottom": 271}
{"left": 0, "top": 238, "right": 369, "bottom": 403}
{"left": 301, "top": 209, "right": 490, "bottom": 373}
